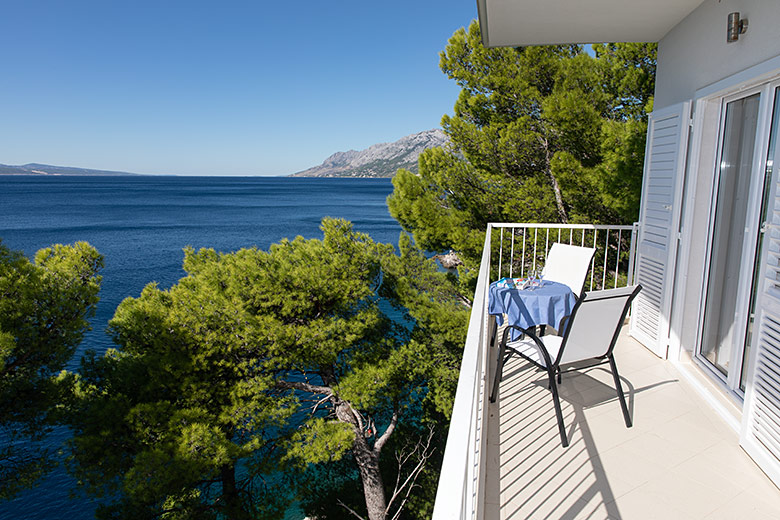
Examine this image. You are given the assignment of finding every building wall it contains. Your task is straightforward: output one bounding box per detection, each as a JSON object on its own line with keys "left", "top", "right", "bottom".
{"left": 656, "top": 0, "right": 780, "bottom": 111}
{"left": 656, "top": 0, "right": 780, "bottom": 359}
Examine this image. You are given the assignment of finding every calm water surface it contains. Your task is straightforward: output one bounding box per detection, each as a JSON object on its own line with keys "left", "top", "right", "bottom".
{"left": 0, "top": 175, "right": 401, "bottom": 520}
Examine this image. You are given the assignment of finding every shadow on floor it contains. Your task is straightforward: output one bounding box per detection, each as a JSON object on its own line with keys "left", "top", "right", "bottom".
{"left": 490, "top": 357, "right": 677, "bottom": 520}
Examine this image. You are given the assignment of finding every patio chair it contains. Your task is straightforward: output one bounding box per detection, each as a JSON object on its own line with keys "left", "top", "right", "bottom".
{"left": 541, "top": 243, "right": 597, "bottom": 296}
{"left": 489, "top": 284, "right": 642, "bottom": 447}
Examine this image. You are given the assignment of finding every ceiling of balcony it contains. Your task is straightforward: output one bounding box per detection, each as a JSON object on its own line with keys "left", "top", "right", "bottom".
{"left": 476, "top": 0, "right": 706, "bottom": 47}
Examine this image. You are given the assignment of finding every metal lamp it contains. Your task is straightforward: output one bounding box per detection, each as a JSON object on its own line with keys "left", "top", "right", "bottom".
{"left": 727, "top": 12, "right": 748, "bottom": 43}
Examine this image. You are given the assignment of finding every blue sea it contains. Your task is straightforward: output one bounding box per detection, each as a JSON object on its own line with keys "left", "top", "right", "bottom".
{"left": 0, "top": 175, "right": 402, "bottom": 520}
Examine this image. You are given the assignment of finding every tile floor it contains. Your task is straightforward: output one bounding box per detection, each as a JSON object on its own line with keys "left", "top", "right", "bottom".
{"left": 483, "top": 327, "right": 780, "bottom": 519}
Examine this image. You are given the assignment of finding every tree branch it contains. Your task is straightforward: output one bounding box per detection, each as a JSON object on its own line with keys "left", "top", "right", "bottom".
{"left": 275, "top": 380, "right": 332, "bottom": 396}
{"left": 351, "top": 406, "right": 365, "bottom": 431}
{"left": 310, "top": 394, "right": 332, "bottom": 415}
{"left": 457, "top": 292, "right": 473, "bottom": 309}
{"left": 337, "top": 498, "right": 367, "bottom": 520}
{"left": 373, "top": 411, "right": 398, "bottom": 456}
{"left": 386, "top": 427, "right": 436, "bottom": 520}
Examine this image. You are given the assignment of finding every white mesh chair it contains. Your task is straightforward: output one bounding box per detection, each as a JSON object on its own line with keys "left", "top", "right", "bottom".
{"left": 541, "top": 243, "right": 597, "bottom": 296}
{"left": 490, "top": 285, "right": 642, "bottom": 447}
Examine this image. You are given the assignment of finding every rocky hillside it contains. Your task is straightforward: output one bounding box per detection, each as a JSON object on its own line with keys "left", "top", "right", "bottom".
{"left": 291, "top": 129, "right": 448, "bottom": 178}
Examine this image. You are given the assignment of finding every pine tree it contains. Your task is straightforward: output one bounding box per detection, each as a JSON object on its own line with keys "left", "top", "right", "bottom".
{"left": 66, "top": 219, "right": 466, "bottom": 520}
{"left": 0, "top": 240, "right": 102, "bottom": 499}
{"left": 388, "top": 21, "right": 656, "bottom": 294}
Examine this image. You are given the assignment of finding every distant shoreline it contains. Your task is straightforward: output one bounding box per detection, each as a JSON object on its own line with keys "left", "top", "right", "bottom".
{"left": 0, "top": 173, "right": 394, "bottom": 179}
{"left": 0, "top": 173, "right": 166, "bottom": 177}
{"left": 0, "top": 163, "right": 144, "bottom": 176}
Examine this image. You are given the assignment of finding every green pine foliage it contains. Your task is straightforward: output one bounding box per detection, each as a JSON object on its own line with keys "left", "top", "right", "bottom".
{"left": 0, "top": 240, "right": 102, "bottom": 500}
{"left": 388, "top": 22, "right": 656, "bottom": 295}
{"left": 65, "top": 219, "right": 467, "bottom": 519}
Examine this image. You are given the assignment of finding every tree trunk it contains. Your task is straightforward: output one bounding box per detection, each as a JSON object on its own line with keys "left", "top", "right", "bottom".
{"left": 333, "top": 398, "right": 390, "bottom": 520}
{"left": 221, "top": 463, "right": 248, "bottom": 519}
{"left": 540, "top": 135, "right": 569, "bottom": 223}
{"left": 352, "top": 428, "right": 388, "bottom": 520}
{"left": 548, "top": 170, "right": 568, "bottom": 223}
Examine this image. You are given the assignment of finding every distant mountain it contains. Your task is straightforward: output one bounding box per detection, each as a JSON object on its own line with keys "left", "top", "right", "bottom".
{"left": 2, "top": 130, "right": 451, "bottom": 178}
{"left": 0, "top": 163, "right": 143, "bottom": 176}
{"left": 291, "top": 129, "right": 449, "bottom": 178}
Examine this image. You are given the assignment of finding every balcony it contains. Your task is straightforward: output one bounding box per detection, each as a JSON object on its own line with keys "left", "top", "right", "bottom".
{"left": 433, "top": 223, "right": 780, "bottom": 519}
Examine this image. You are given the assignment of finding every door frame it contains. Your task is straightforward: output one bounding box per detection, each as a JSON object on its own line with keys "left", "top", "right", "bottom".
{"left": 693, "top": 80, "right": 780, "bottom": 398}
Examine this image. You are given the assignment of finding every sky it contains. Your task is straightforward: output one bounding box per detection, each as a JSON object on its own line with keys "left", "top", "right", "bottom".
{"left": 0, "top": 1, "right": 478, "bottom": 176}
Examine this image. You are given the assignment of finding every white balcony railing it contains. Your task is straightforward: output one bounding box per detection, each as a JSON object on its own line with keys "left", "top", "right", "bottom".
{"left": 431, "top": 222, "right": 637, "bottom": 520}
{"left": 492, "top": 223, "right": 639, "bottom": 290}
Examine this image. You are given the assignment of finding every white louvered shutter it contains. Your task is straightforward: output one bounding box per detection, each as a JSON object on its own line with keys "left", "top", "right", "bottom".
{"left": 741, "top": 142, "right": 780, "bottom": 488}
{"left": 630, "top": 102, "right": 691, "bottom": 358}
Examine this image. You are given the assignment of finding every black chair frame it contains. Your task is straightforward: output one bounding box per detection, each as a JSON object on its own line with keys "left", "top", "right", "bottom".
{"left": 489, "top": 285, "right": 642, "bottom": 448}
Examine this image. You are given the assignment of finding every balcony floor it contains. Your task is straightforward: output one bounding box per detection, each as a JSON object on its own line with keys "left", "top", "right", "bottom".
{"left": 484, "top": 327, "right": 780, "bottom": 519}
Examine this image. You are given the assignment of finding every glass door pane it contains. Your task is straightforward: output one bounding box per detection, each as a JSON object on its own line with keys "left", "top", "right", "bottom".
{"left": 701, "top": 93, "right": 761, "bottom": 376}
{"left": 741, "top": 87, "right": 780, "bottom": 390}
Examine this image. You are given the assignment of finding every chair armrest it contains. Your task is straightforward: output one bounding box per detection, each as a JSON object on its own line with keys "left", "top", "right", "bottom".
{"left": 500, "top": 324, "right": 555, "bottom": 369}
{"left": 499, "top": 324, "right": 531, "bottom": 344}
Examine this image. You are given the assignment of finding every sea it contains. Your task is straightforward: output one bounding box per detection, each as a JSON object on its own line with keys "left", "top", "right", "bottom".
{"left": 0, "top": 175, "right": 403, "bottom": 520}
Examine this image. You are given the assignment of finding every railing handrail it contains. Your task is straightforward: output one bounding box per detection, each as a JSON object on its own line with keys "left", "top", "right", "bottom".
{"left": 489, "top": 222, "right": 634, "bottom": 231}
{"left": 431, "top": 226, "right": 492, "bottom": 520}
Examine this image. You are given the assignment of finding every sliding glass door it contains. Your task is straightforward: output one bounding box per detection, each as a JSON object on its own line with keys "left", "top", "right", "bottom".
{"left": 699, "top": 85, "right": 780, "bottom": 394}
{"left": 700, "top": 93, "right": 761, "bottom": 377}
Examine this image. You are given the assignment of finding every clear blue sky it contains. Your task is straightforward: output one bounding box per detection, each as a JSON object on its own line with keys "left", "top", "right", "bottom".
{"left": 0, "top": 1, "right": 477, "bottom": 176}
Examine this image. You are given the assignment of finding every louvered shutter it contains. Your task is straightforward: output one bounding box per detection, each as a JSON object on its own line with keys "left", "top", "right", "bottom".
{"left": 741, "top": 144, "right": 780, "bottom": 488}
{"left": 630, "top": 102, "right": 691, "bottom": 358}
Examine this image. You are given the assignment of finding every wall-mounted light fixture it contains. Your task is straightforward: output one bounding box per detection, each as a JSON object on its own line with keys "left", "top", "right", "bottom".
{"left": 727, "top": 12, "right": 748, "bottom": 43}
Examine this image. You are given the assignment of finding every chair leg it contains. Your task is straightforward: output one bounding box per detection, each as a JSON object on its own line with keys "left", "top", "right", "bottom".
{"left": 548, "top": 367, "right": 569, "bottom": 447}
{"left": 503, "top": 352, "right": 513, "bottom": 368}
{"left": 490, "top": 337, "right": 507, "bottom": 403}
{"left": 489, "top": 315, "right": 497, "bottom": 348}
{"left": 608, "top": 354, "right": 632, "bottom": 428}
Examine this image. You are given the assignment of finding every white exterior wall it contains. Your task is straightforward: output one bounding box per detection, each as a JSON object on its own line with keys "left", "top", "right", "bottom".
{"left": 656, "top": 0, "right": 780, "bottom": 111}
{"left": 655, "top": 0, "right": 780, "bottom": 358}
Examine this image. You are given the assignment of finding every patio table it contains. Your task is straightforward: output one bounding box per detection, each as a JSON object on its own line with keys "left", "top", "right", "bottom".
{"left": 488, "top": 279, "right": 577, "bottom": 341}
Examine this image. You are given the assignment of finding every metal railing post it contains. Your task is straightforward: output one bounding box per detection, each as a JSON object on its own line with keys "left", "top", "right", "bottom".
{"left": 628, "top": 222, "right": 640, "bottom": 286}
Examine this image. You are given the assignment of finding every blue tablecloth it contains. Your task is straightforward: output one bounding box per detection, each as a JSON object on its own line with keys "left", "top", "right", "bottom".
{"left": 488, "top": 279, "right": 577, "bottom": 340}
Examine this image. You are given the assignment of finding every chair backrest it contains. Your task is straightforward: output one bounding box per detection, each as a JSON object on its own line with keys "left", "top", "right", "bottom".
{"left": 556, "top": 285, "right": 642, "bottom": 366}
{"left": 541, "top": 243, "right": 597, "bottom": 296}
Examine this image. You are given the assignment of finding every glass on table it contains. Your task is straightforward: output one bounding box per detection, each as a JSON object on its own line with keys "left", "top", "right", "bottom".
{"left": 527, "top": 267, "right": 539, "bottom": 290}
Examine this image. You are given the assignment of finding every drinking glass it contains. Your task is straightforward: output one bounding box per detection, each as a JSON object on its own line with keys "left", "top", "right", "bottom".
{"left": 527, "top": 268, "right": 537, "bottom": 290}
